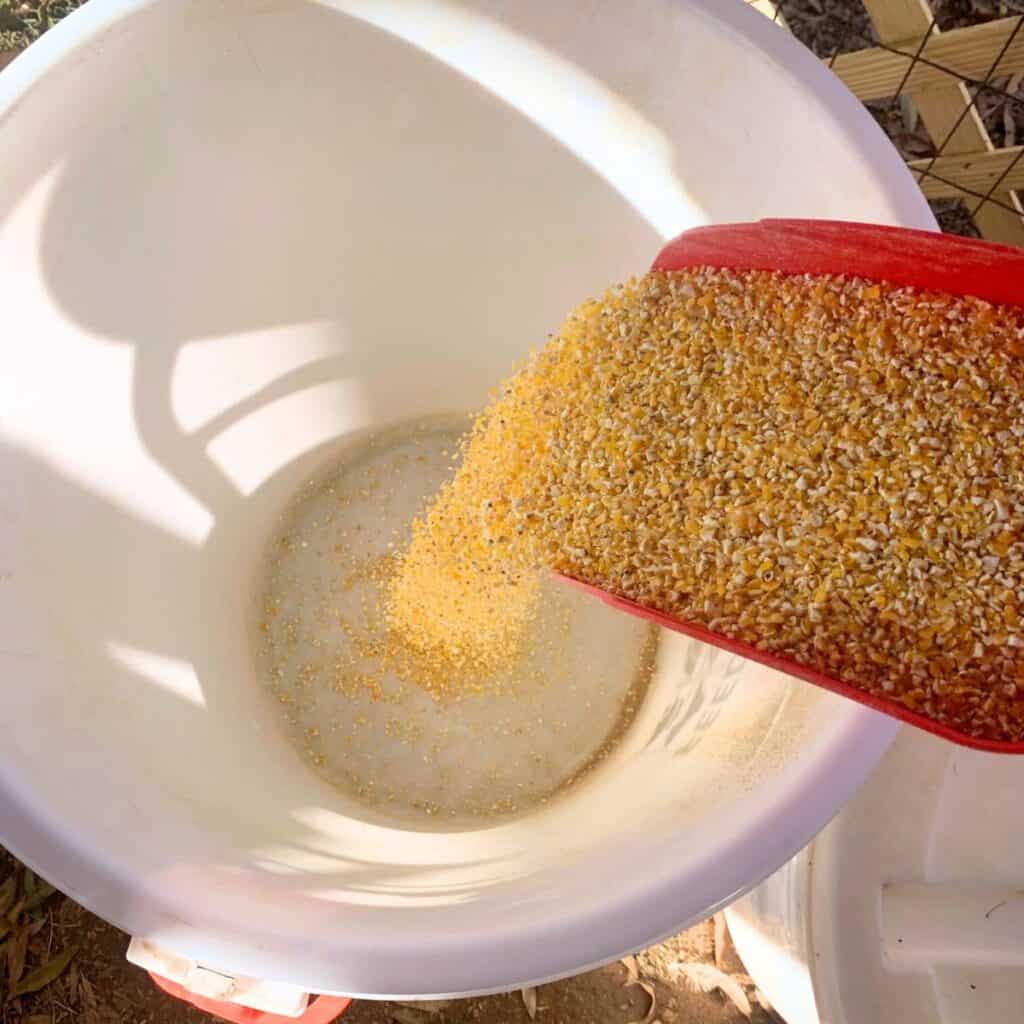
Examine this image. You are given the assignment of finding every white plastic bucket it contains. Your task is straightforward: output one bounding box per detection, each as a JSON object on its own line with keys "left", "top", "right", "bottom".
{"left": 727, "top": 729, "right": 1024, "bottom": 1024}
{"left": 0, "top": 0, "right": 930, "bottom": 1000}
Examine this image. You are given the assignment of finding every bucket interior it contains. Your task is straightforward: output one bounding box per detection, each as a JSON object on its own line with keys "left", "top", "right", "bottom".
{"left": 0, "top": 0, "right": 926, "bottom": 997}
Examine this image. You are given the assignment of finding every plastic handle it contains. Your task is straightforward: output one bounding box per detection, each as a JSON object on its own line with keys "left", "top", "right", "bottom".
{"left": 149, "top": 973, "right": 351, "bottom": 1024}
{"left": 652, "top": 218, "right": 1024, "bottom": 308}
{"left": 560, "top": 219, "right": 1024, "bottom": 755}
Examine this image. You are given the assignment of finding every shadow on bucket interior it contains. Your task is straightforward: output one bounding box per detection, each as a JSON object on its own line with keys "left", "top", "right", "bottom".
{"left": 0, "top": 0, "right": 905, "bottom": 998}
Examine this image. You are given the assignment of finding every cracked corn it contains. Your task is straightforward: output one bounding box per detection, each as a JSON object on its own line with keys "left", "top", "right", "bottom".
{"left": 389, "top": 268, "right": 1024, "bottom": 742}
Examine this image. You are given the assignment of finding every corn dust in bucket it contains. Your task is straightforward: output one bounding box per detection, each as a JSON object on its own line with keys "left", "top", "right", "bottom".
{"left": 253, "top": 415, "right": 656, "bottom": 824}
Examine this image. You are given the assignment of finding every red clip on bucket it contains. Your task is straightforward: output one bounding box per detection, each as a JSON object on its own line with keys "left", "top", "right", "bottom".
{"left": 563, "top": 219, "right": 1024, "bottom": 756}
{"left": 149, "top": 972, "right": 351, "bottom": 1023}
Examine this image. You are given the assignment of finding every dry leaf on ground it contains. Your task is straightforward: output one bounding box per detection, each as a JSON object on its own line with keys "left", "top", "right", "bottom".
{"left": 713, "top": 912, "right": 727, "bottom": 970}
{"left": 22, "top": 881, "right": 56, "bottom": 914}
{"left": 630, "top": 979, "right": 657, "bottom": 1024}
{"left": 7, "top": 924, "right": 30, "bottom": 988}
{"left": 521, "top": 986, "right": 538, "bottom": 1019}
{"left": 619, "top": 956, "right": 639, "bottom": 985}
{"left": 619, "top": 954, "right": 656, "bottom": 1023}
{"left": 0, "top": 874, "right": 16, "bottom": 916}
{"left": 672, "top": 961, "right": 751, "bottom": 1018}
{"left": 7, "top": 944, "right": 78, "bottom": 1000}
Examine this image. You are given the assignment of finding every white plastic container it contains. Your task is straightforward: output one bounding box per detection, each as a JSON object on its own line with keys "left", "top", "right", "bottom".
{"left": 727, "top": 729, "right": 1024, "bottom": 1024}
{"left": 0, "top": 0, "right": 931, "bottom": 1002}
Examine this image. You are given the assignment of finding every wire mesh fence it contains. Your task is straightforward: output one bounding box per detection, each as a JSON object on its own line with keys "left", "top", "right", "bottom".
{"left": 774, "top": 0, "right": 1024, "bottom": 243}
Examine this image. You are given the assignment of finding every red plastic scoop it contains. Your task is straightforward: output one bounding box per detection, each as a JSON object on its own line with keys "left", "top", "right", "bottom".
{"left": 559, "top": 219, "right": 1024, "bottom": 754}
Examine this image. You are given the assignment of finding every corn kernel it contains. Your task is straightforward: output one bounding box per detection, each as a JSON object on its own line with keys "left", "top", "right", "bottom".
{"left": 388, "top": 268, "right": 1024, "bottom": 741}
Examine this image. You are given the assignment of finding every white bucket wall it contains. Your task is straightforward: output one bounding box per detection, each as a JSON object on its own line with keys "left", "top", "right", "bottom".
{"left": 0, "top": 0, "right": 928, "bottom": 999}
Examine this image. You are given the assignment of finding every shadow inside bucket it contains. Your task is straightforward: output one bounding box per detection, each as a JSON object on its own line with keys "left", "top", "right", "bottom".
{"left": 0, "top": 0, "right": 842, "bottom": 991}
{"left": 0, "top": 0, "right": 687, "bottom": 886}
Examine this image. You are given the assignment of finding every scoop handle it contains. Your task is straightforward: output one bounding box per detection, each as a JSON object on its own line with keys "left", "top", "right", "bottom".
{"left": 653, "top": 219, "right": 1024, "bottom": 308}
